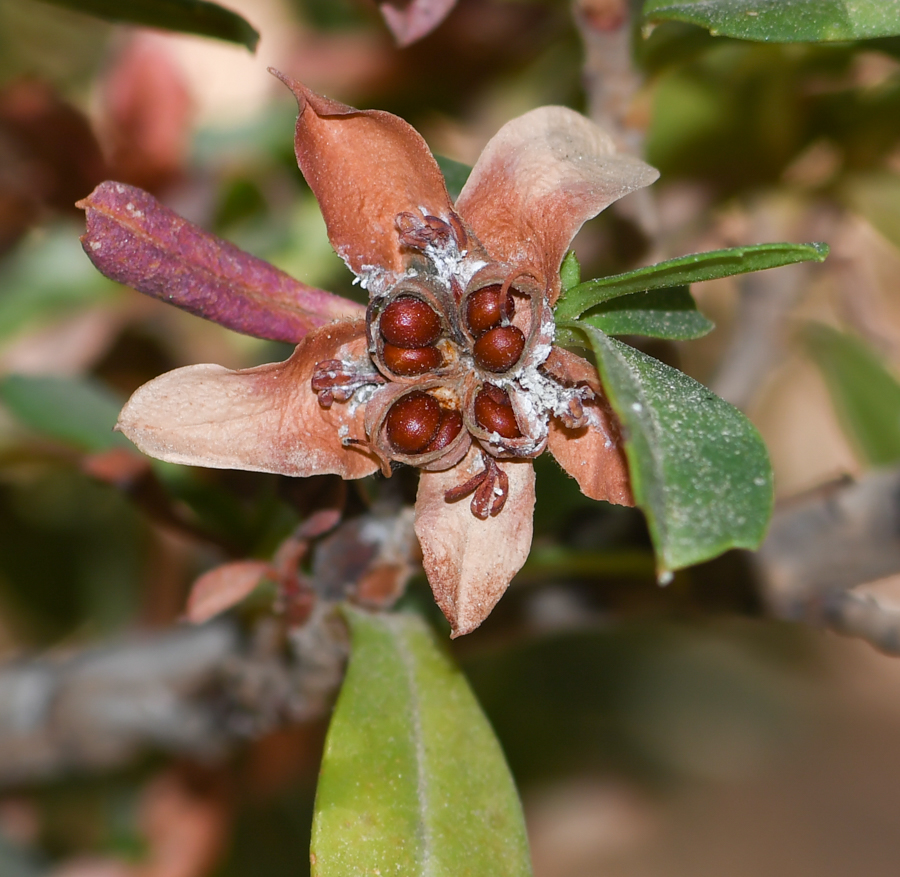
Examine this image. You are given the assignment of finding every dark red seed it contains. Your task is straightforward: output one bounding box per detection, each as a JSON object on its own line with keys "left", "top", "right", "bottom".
{"left": 474, "top": 385, "right": 521, "bottom": 439}
{"left": 424, "top": 409, "right": 463, "bottom": 452}
{"left": 385, "top": 391, "right": 442, "bottom": 454}
{"left": 380, "top": 296, "right": 442, "bottom": 348}
{"left": 473, "top": 325, "right": 525, "bottom": 373}
{"left": 382, "top": 343, "right": 443, "bottom": 376}
{"left": 465, "top": 285, "right": 515, "bottom": 336}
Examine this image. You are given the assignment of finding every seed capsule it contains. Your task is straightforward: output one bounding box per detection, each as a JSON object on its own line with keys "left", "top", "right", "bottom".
{"left": 465, "top": 285, "right": 515, "bottom": 336}
{"left": 473, "top": 325, "right": 525, "bottom": 373}
{"left": 474, "top": 385, "right": 521, "bottom": 439}
{"left": 382, "top": 343, "right": 443, "bottom": 376}
{"left": 385, "top": 391, "right": 442, "bottom": 454}
{"left": 380, "top": 296, "right": 442, "bottom": 348}
{"left": 424, "top": 409, "right": 464, "bottom": 452}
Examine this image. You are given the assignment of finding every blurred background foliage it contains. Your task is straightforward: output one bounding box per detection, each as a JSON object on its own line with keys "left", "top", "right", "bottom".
{"left": 2, "top": 0, "right": 900, "bottom": 875}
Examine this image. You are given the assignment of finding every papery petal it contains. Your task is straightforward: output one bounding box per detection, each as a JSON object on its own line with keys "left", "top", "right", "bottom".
{"left": 379, "top": 0, "right": 457, "bottom": 46}
{"left": 544, "top": 347, "right": 633, "bottom": 505}
{"left": 456, "top": 106, "right": 659, "bottom": 302}
{"left": 414, "top": 448, "right": 535, "bottom": 636}
{"left": 273, "top": 71, "right": 455, "bottom": 283}
{"left": 117, "top": 320, "right": 380, "bottom": 479}
{"left": 185, "top": 560, "right": 274, "bottom": 624}
{"left": 79, "top": 182, "right": 362, "bottom": 343}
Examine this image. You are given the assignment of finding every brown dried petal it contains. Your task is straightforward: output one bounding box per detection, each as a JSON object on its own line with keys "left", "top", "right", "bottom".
{"left": 79, "top": 182, "right": 362, "bottom": 343}
{"left": 415, "top": 447, "right": 535, "bottom": 636}
{"left": 117, "top": 320, "right": 380, "bottom": 479}
{"left": 456, "top": 106, "right": 659, "bottom": 303}
{"left": 185, "top": 560, "right": 274, "bottom": 624}
{"left": 379, "top": 0, "right": 457, "bottom": 46}
{"left": 273, "top": 71, "right": 455, "bottom": 283}
{"left": 543, "top": 347, "right": 633, "bottom": 505}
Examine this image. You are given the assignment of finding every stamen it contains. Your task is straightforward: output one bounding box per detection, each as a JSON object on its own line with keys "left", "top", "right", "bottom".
{"left": 444, "top": 453, "right": 509, "bottom": 519}
{"left": 396, "top": 212, "right": 454, "bottom": 251}
{"left": 311, "top": 359, "right": 385, "bottom": 409}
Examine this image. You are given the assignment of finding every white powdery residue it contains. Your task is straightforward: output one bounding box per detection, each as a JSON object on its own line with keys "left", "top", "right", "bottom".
{"left": 338, "top": 424, "right": 349, "bottom": 439}
{"left": 89, "top": 241, "right": 102, "bottom": 251}
{"left": 456, "top": 255, "right": 487, "bottom": 289}
{"left": 516, "top": 365, "right": 588, "bottom": 422}
{"left": 581, "top": 404, "right": 614, "bottom": 448}
{"left": 346, "top": 381, "right": 380, "bottom": 416}
{"left": 423, "top": 236, "right": 466, "bottom": 287}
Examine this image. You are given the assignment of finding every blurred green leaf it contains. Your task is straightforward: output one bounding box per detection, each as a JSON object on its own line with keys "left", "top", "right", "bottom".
{"left": 579, "top": 287, "right": 714, "bottom": 340}
{"left": 33, "top": 0, "right": 259, "bottom": 50}
{"left": 642, "top": 0, "right": 900, "bottom": 42}
{"left": 0, "top": 373, "right": 129, "bottom": 452}
{"left": 435, "top": 155, "right": 472, "bottom": 202}
{"left": 555, "top": 242, "right": 828, "bottom": 322}
{"left": 636, "top": 19, "right": 726, "bottom": 73}
{"left": 0, "top": 226, "right": 117, "bottom": 342}
{"left": 842, "top": 172, "right": 900, "bottom": 251}
{"left": 570, "top": 324, "right": 773, "bottom": 572}
{"left": 805, "top": 323, "right": 900, "bottom": 465}
{"left": 311, "top": 608, "right": 532, "bottom": 877}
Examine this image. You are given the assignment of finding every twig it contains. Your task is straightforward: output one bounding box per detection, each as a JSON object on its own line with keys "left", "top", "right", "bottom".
{"left": 758, "top": 467, "right": 900, "bottom": 654}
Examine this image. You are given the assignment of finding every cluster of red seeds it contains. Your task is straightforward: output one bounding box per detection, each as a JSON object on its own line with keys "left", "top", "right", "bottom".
{"left": 381, "top": 285, "right": 525, "bottom": 457}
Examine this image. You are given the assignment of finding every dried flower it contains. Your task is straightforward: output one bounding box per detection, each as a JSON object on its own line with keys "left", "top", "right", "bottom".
{"left": 81, "top": 73, "right": 658, "bottom": 636}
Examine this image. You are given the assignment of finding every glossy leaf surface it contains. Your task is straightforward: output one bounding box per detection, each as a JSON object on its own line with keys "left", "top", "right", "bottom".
{"left": 572, "top": 325, "right": 773, "bottom": 572}
{"left": 580, "top": 287, "right": 714, "bottom": 340}
{"left": 311, "top": 608, "right": 532, "bottom": 877}
{"left": 555, "top": 241, "right": 828, "bottom": 322}
{"left": 805, "top": 323, "right": 900, "bottom": 465}
{"left": 642, "top": 0, "right": 900, "bottom": 42}
{"left": 38, "top": 0, "right": 259, "bottom": 50}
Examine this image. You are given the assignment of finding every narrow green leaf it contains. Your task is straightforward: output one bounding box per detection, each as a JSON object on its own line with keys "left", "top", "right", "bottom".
{"left": 34, "top": 0, "right": 259, "bottom": 50}
{"left": 571, "top": 324, "right": 773, "bottom": 572}
{"left": 580, "top": 286, "right": 714, "bottom": 340}
{"left": 555, "top": 241, "right": 828, "bottom": 322}
{"left": 435, "top": 155, "right": 472, "bottom": 202}
{"left": 0, "top": 374, "right": 129, "bottom": 452}
{"left": 642, "top": 0, "right": 900, "bottom": 42}
{"left": 805, "top": 323, "right": 900, "bottom": 465}
{"left": 312, "top": 608, "right": 532, "bottom": 877}
{"left": 560, "top": 250, "right": 582, "bottom": 293}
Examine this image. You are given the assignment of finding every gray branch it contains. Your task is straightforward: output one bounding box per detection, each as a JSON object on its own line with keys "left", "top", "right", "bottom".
{"left": 758, "top": 466, "right": 900, "bottom": 653}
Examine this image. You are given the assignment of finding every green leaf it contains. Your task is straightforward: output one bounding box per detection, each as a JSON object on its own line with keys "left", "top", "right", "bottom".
{"left": 0, "top": 373, "right": 129, "bottom": 453}
{"left": 580, "top": 286, "right": 714, "bottom": 340}
{"left": 560, "top": 250, "right": 582, "bottom": 293}
{"left": 555, "top": 241, "right": 828, "bottom": 323}
{"left": 311, "top": 608, "right": 532, "bottom": 877}
{"left": 33, "top": 0, "right": 259, "bottom": 50}
{"left": 642, "top": 0, "right": 900, "bottom": 42}
{"left": 435, "top": 155, "right": 472, "bottom": 202}
{"left": 570, "top": 325, "right": 773, "bottom": 572}
{"left": 0, "top": 226, "right": 117, "bottom": 342}
{"left": 805, "top": 323, "right": 900, "bottom": 465}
